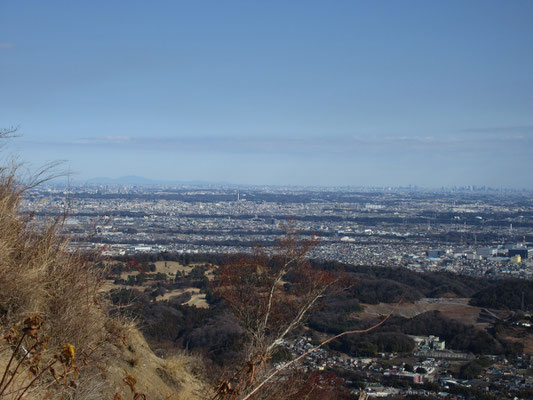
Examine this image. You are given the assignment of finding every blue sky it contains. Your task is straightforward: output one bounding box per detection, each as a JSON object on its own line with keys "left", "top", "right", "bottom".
{"left": 1, "top": 1, "right": 533, "bottom": 187}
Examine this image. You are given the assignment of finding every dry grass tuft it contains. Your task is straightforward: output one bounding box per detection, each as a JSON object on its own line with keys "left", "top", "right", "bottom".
{"left": 0, "top": 158, "right": 209, "bottom": 399}
{"left": 0, "top": 135, "right": 208, "bottom": 398}
{"left": 0, "top": 171, "right": 108, "bottom": 353}
{"left": 0, "top": 161, "right": 114, "bottom": 398}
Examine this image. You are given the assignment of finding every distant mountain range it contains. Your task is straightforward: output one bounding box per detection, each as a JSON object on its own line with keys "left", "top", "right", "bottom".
{"left": 77, "top": 175, "right": 234, "bottom": 186}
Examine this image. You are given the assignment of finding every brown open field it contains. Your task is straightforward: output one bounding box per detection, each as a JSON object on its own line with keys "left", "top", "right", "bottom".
{"left": 101, "top": 262, "right": 214, "bottom": 309}
{"left": 100, "top": 280, "right": 145, "bottom": 292}
{"left": 157, "top": 287, "right": 200, "bottom": 301}
{"left": 359, "top": 298, "right": 512, "bottom": 330}
{"left": 154, "top": 261, "right": 216, "bottom": 280}
{"left": 185, "top": 293, "right": 208, "bottom": 308}
{"left": 154, "top": 260, "right": 191, "bottom": 275}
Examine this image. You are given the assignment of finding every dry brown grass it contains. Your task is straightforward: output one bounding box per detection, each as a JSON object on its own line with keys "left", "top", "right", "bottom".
{"left": 0, "top": 156, "right": 208, "bottom": 399}
{"left": 0, "top": 161, "right": 117, "bottom": 398}
{"left": 0, "top": 171, "right": 108, "bottom": 354}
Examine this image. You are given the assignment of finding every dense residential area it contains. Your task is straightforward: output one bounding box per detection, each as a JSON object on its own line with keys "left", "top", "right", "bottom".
{"left": 25, "top": 184, "right": 533, "bottom": 398}
{"left": 24, "top": 185, "right": 533, "bottom": 279}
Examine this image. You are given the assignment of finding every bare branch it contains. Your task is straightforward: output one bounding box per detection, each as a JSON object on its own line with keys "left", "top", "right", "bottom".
{"left": 210, "top": 228, "right": 349, "bottom": 399}
{"left": 0, "top": 127, "right": 19, "bottom": 140}
{"left": 265, "top": 279, "right": 336, "bottom": 355}
{"left": 241, "top": 295, "right": 405, "bottom": 400}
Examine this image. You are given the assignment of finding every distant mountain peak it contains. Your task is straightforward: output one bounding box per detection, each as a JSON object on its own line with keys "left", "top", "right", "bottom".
{"left": 81, "top": 176, "right": 234, "bottom": 186}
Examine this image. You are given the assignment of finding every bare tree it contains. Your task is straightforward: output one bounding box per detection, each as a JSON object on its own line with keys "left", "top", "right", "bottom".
{"left": 240, "top": 301, "right": 402, "bottom": 400}
{"left": 210, "top": 226, "right": 345, "bottom": 399}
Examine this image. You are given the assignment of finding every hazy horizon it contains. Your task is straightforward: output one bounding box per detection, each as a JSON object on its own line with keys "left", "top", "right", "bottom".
{"left": 41, "top": 173, "right": 529, "bottom": 192}
{"left": 2, "top": 1, "right": 533, "bottom": 188}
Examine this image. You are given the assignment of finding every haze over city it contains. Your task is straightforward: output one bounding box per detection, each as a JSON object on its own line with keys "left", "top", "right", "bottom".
{"left": 2, "top": 1, "right": 533, "bottom": 187}
{"left": 4, "top": 2, "right": 533, "bottom": 398}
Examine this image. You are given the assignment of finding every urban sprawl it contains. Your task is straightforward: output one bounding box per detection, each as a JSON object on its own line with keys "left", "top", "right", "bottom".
{"left": 21, "top": 184, "right": 533, "bottom": 398}
{"left": 23, "top": 184, "right": 533, "bottom": 280}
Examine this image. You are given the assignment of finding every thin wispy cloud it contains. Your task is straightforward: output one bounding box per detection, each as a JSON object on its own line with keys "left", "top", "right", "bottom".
{"left": 0, "top": 43, "right": 15, "bottom": 49}
{"left": 462, "top": 125, "right": 533, "bottom": 134}
{"left": 74, "top": 136, "right": 131, "bottom": 145}
{"left": 22, "top": 133, "right": 533, "bottom": 158}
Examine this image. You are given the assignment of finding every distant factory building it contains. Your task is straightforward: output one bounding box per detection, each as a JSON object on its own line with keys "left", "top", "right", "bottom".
{"left": 340, "top": 236, "right": 356, "bottom": 242}
{"left": 426, "top": 249, "right": 445, "bottom": 258}
{"left": 509, "top": 248, "right": 528, "bottom": 259}
{"left": 503, "top": 243, "right": 518, "bottom": 250}
{"left": 477, "top": 247, "right": 497, "bottom": 257}
{"left": 410, "top": 335, "right": 445, "bottom": 351}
